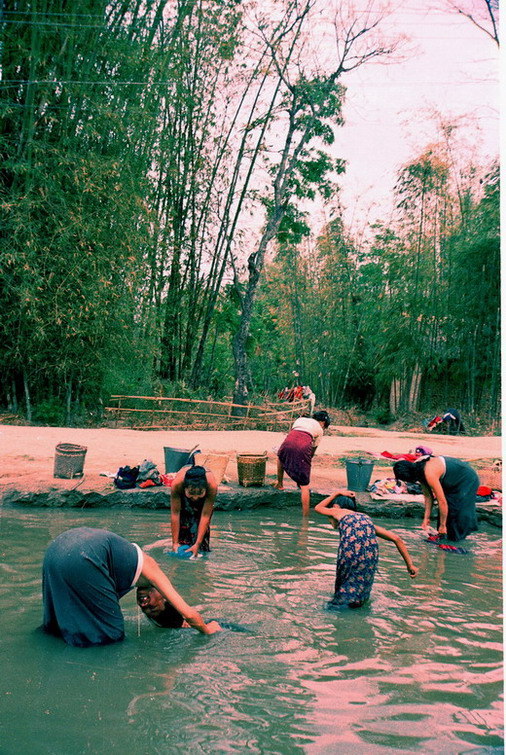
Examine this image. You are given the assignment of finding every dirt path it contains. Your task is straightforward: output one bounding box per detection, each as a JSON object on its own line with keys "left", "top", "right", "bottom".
{"left": 0, "top": 424, "right": 501, "bottom": 495}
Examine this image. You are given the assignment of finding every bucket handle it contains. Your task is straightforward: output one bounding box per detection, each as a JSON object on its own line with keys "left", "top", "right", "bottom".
{"left": 187, "top": 444, "right": 200, "bottom": 465}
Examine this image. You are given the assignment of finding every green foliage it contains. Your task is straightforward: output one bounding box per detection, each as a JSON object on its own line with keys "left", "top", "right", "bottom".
{"left": 375, "top": 408, "right": 395, "bottom": 426}
{"left": 275, "top": 205, "right": 310, "bottom": 245}
{"left": 32, "top": 398, "right": 66, "bottom": 427}
{"left": 252, "top": 153, "right": 499, "bottom": 420}
{"left": 0, "top": 4, "right": 498, "bottom": 428}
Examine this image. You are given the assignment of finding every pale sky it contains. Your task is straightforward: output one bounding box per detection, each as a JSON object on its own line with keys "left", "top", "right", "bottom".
{"left": 324, "top": 2, "right": 500, "bottom": 230}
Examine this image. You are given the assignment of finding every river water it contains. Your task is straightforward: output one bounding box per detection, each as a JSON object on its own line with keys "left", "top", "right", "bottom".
{"left": 0, "top": 507, "right": 502, "bottom": 754}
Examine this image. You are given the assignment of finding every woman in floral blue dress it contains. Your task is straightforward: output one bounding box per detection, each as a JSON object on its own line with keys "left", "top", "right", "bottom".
{"left": 314, "top": 491, "right": 418, "bottom": 609}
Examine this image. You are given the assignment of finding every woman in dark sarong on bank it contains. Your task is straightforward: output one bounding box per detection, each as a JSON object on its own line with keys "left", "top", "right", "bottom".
{"left": 393, "top": 455, "right": 479, "bottom": 542}
{"left": 273, "top": 410, "right": 331, "bottom": 514}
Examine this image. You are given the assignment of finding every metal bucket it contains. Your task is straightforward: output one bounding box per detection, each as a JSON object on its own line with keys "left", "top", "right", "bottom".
{"left": 163, "top": 446, "right": 200, "bottom": 474}
{"left": 345, "top": 458, "right": 374, "bottom": 492}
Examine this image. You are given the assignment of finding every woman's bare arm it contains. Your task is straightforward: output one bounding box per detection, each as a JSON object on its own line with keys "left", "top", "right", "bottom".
{"left": 374, "top": 525, "right": 418, "bottom": 577}
{"left": 138, "top": 554, "right": 221, "bottom": 634}
{"left": 424, "top": 458, "right": 449, "bottom": 535}
{"left": 314, "top": 490, "right": 355, "bottom": 516}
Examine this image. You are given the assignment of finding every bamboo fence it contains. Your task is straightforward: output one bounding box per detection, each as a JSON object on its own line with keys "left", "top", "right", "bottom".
{"left": 104, "top": 395, "right": 311, "bottom": 431}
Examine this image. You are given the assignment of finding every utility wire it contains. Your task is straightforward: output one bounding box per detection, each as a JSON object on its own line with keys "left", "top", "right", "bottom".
{"left": 0, "top": 79, "right": 496, "bottom": 89}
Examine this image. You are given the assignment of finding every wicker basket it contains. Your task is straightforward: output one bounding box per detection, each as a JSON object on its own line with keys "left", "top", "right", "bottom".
{"left": 54, "top": 443, "right": 87, "bottom": 479}
{"left": 194, "top": 453, "right": 230, "bottom": 484}
{"left": 237, "top": 452, "right": 267, "bottom": 487}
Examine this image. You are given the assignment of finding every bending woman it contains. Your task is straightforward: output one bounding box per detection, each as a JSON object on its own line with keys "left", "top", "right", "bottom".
{"left": 314, "top": 492, "right": 417, "bottom": 609}
{"left": 274, "top": 410, "right": 331, "bottom": 514}
{"left": 42, "top": 527, "right": 220, "bottom": 647}
{"left": 171, "top": 465, "right": 217, "bottom": 557}
{"left": 393, "top": 456, "right": 479, "bottom": 541}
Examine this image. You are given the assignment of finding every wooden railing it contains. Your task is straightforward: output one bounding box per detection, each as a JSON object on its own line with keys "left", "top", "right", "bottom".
{"left": 104, "top": 395, "right": 311, "bottom": 431}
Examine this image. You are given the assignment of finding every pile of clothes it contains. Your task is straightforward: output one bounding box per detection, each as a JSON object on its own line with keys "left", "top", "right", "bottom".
{"left": 369, "top": 477, "right": 423, "bottom": 499}
{"left": 114, "top": 459, "right": 173, "bottom": 489}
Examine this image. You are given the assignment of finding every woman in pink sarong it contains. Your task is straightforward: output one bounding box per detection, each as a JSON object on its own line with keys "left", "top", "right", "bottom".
{"left": 274, "top": 410, "right": 331, "bottom": 514}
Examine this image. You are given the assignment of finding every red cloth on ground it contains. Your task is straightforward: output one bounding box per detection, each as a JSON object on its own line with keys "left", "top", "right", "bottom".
{"left": 139, "top": 479, "right": 156, "bottom": 488}
{"left": 476, "top": 485, "right": 492, "bottom": 497}
{"left": 428, "top": 416, "right": 442, "bottom": 430}
{"left": 381, "top": 451, "right": 419, "bottom": 462}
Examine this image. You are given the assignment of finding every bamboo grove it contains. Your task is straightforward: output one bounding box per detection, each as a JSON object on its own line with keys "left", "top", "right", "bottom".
{"left": 0, "top": 1, "right": 499, "bottom": 425}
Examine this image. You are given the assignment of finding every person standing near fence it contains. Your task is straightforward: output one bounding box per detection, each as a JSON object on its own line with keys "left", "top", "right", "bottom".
{"left": 302, "top": 385, "right": 316, "bottom": 414}
{"left": 273, "top": 410, "right": 331, "bottom": 515}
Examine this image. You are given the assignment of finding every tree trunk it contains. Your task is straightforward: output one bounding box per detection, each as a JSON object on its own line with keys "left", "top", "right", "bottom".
{"left": 408, "top": 364, "right": 422, "bottom": 411}
{"left": 23, "top": 371, "right": 32, "bottom": 422}
{"left": 231, "top": 207, "right": 285, "bottom": 413}
{"left": 8, "top": 378, "right": 18, "bottom": 413}
{"left": 65, "top": 380, "right": 72, "bottom": 426}
{"left": 389, "top": 378, "right": 400, "bottom": 416}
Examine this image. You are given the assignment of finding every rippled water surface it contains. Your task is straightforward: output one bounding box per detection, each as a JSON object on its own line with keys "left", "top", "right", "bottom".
{"left": 0, "top": 507, "right": 502, "bottom": 754}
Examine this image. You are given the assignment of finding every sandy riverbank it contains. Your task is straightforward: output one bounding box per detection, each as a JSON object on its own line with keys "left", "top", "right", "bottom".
{"left": 0, "top": 424, "right": 501, "bottom": 495}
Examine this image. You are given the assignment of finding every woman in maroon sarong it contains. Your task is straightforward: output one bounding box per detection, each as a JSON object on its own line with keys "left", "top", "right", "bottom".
{"left": 274, "top": 410, "right": 331, "bottom": 514}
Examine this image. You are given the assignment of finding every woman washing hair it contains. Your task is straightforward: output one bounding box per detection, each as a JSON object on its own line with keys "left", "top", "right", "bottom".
{"left": 171, "top": 465, "right": 218, "bottom": 557}
{"left": 393, "top": 455, "right": 479, "bottom": 542}
{"left": 315, "top": 492, "right": 417, "bottom": 609}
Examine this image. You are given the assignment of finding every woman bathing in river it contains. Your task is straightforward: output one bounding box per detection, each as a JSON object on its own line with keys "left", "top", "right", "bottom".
{"left": 314, "top": 492, "right": 418, "bottom": 609}
{"left": 171, "top": 465, "right": 218, "bottom": 557}
{"left": 42, "top": 527, "right": 221, "bottom": 647}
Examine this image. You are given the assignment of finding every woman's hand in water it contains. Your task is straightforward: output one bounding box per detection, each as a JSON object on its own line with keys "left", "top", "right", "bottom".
{"left": 408, "top": 566, "right": 418, "bottom": 578}
{"left": 205, "top": 621, "right": 222, "bottom": 634}
{"left": 187, "top": 544, "right": 200, "bottom": 558}
{"left": 142, "top": 538, "right": 171, "bottom": 552}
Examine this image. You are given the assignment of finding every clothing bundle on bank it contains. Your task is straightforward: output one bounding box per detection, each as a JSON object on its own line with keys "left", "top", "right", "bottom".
{"left": 114, "top": 459, "right": 172, "bottom": 489}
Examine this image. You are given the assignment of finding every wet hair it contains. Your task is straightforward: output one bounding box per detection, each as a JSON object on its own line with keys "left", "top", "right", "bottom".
{"left": 334, "top": 494, "right": 357, "bottom": 511}
{"left": 312, "top": 410, "right": 331, "bottom": 429}
{"left": 393, "top": 459, "right": 429, "bottom": 484}
{"left": 147, "top": 602, "right": 185, "bottom": 629}
{"left": 183, "top": 465, "right": 208, "bottom": 491}
{"left": 137, "top": 587, "right": 185, "bottom": 628}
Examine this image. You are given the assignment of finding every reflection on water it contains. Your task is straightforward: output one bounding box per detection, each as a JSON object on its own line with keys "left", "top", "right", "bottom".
{"left": 0, "top": 506, "right": 502, "bottom": 754}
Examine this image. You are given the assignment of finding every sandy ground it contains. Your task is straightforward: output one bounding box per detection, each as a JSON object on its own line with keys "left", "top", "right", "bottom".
{"left": 0, "top": 423, "right": 501, "bottom": 495}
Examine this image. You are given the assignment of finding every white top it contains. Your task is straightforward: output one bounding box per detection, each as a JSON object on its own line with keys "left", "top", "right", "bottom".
{"left": 292, "top": 417, "right": 324, "bottom": 446}
{"left": 131, "top": 543, "right": 144, "bottom": 586}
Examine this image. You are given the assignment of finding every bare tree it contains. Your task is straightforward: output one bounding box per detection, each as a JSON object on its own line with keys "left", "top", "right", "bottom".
{"left": 446, "top": 0, "right": 499, "bottom": 46}
{"left": 230, "top": 1, "right": 398, "bottom": 411}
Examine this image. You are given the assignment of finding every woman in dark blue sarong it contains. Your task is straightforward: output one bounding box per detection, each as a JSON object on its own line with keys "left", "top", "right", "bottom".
{"left": 393, "top": 456, "right": 479, "bottom": 541}
{"left": 314, "top": 493, "right": 418, "bottom": 609}
{"left": 42, "top": 527, "right": 221, "bottom": 647}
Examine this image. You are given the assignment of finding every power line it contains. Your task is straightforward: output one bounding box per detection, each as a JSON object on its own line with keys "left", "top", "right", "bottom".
{"left": 0, "top": 78, "right": 497, "bottom": 89}
{"left": 0, "top": 80, "right": 173, "bottom": 87}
